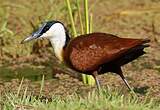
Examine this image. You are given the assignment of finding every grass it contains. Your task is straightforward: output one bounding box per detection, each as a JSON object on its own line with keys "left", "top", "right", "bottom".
{"left": 1, "top": 77, "right": 159, "bottom": 110}
{"left": 2, "top": 85, "right": 160, "bottom": 110}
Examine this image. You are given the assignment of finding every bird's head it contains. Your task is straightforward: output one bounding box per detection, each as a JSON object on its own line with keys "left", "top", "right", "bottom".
{"left": 21, "top": 20, "right": 67, "bottom": 44}
{"left": 21, "top": 20, "right": 70, "bottom": 61}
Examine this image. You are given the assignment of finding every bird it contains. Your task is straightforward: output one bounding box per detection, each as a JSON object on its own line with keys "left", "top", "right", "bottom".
{"left": 21, "top": 20, "right": 150, "bottom": 91}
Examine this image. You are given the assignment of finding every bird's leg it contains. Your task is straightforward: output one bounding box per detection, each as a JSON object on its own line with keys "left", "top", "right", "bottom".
{"left": 116, "top": 67, "right": 132, "bottom": 91}
{"left": 92, "top": 71, "right": 101, "bottom": 91}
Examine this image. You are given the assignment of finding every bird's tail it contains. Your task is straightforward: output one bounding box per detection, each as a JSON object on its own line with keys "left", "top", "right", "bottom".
{"left": 141, "top": 39, "right": 150, "bottom": 47}
{"left": 115, "top": 39, "right": 150, "bottom": 66}
{"left": 134, "top": 39, "right": 150, "bottom": 50}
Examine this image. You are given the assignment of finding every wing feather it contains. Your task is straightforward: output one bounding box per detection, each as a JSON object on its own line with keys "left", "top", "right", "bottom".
{"left": 64, "top": 33, "right": 148, "bottom": 72}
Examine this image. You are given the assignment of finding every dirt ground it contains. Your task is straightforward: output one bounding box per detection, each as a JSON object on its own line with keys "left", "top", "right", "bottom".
{"left": 0, "top": 0, "right": 160, "bottom": 101}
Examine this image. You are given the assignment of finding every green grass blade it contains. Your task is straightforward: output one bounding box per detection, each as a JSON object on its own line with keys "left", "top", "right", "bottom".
{"left": 65, "top": 0, "right": 77, "bottom": 37}
{"left": 76, "top": 0, "right": 84, "bottom": 34}
{"left": 84, "top": 0, "right": 89, "bottom": 34}
{"left": 82, "top": 74, "right": 87, "bottom": 84}
{"left": 22, "top": 86, "right": 28, "bottom": 104}
{"left": 89, "top": 13, "right": 93, "bottom": 33}
{"left": 17, "top": 77, "right": 24, "bottom": 97}
{"left": 39, "top": 75, "right": 45, "bottom": 97}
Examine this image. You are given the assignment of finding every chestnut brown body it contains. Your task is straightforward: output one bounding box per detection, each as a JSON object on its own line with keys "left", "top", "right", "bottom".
{"left": 64, "top": 33, "right": 150, "bottom": 76}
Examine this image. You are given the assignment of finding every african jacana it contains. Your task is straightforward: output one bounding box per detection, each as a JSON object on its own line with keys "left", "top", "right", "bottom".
{"left": 21, "top": 20, "right": 150, "bottom": 91}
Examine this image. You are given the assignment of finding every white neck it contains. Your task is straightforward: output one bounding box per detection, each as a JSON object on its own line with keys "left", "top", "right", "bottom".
{"left": 50, "top": 36, "right": 65, "bottom": 62}
{"left": 46, "top": 23, "right": 67, "bottom": 62}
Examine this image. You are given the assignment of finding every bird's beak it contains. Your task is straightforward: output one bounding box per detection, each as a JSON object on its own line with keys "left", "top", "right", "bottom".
{"left": 21, "top": 33, "right": 41, "bottom": 44}
{"left": 21, "top": 23, "right": 46, "bottom": 44}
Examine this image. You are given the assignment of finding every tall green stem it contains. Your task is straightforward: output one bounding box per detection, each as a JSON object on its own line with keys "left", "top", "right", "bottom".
{"left": 89, "top": 13, "right": 93, "bottom": 33}
{"left": 65, "top": 0, "right": 77, "bottom": 37}
{"left": 65, "top": 0, "right": 95, "bottom": 86}
{"left": 76, "top": 0, "right": 84, "bottom": 34}
{"left": 84, "top": 0, "right": 89, "bottom": 34}
{"left": 84, "top": 0, "right": 95, "bottom": 85}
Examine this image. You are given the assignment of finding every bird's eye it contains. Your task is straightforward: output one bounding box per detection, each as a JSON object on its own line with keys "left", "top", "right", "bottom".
{"left": 45, "top": 26, "right": 49, "bottom": 30}
{"left": 43, "top": 26, "right": 49, "bottom": 32}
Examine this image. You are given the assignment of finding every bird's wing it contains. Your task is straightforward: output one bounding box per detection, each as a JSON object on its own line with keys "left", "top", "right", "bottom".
{"left": 65, "top": 33, "right": 149, "bottom": 72}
